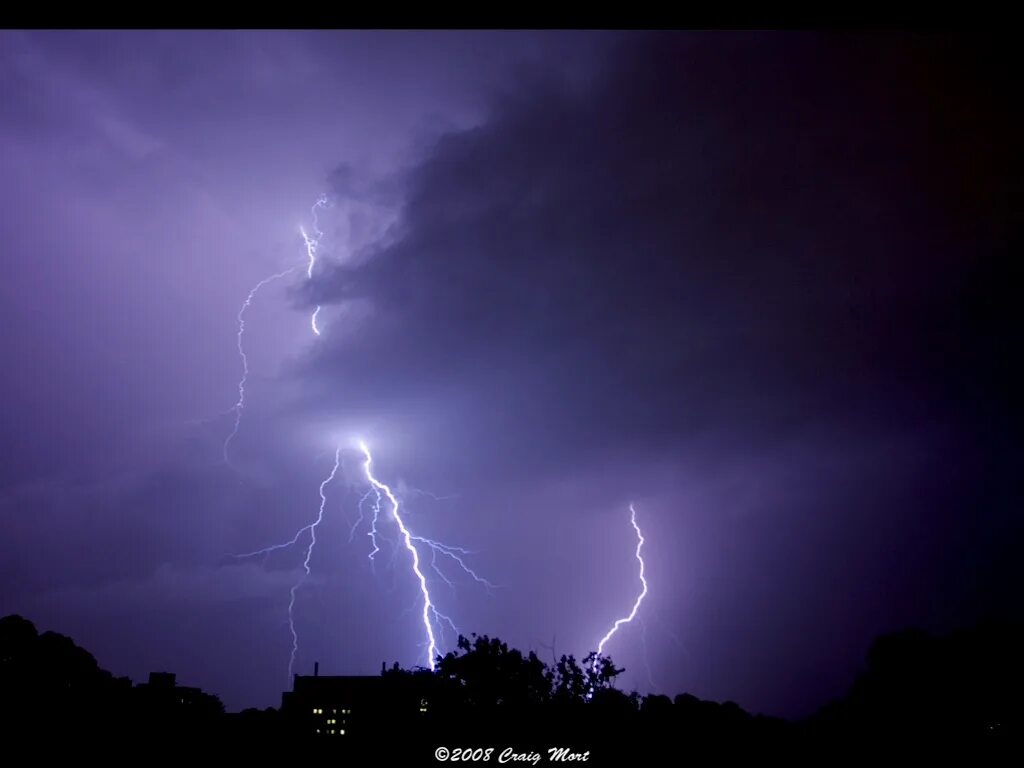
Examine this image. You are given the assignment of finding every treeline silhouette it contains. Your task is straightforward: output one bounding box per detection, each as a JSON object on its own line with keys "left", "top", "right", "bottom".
{"left": 0, "top": 614, "right": 223, "bottom": 740}
{"left": 1, "top": 613, "right": 1019, "bottom": 757}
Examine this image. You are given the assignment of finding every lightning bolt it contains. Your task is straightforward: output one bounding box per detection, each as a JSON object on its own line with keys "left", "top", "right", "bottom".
{"left": 287, "top": 445, "right": 342, "bottom": 678}
{"left": 222, "top": 265, "right": 299, "bottom": 464}
{"left": 366, "top": 485, "right": 384, "bottom": 566}
{"left": 358, "top": 441, "right": 491, "bottom": 670}
{"left": 349, "top": 485, "right": 392, "bottom": 570}
{"left": 349, "top": 489, "right": 374, "bottom": 544}
{"left": 226, "top": 191, "right": 495, "bottom": 679}
{"left": 234, "top": 445, "right": 342, "bottom": 681}
{"left": 595, "top": 503, "right": 648, "bottom": 660}
{"left": 359, "top": 440, "right": 439, "bottom": 668}
{"left": 300, "top": 194, "right": 329, "bottom": 336}
{"left": 408, "top": 535, "right": 497, "bottom": 593}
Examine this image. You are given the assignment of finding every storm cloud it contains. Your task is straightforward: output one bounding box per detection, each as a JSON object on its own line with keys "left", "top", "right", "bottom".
{"left": 305, "top": 33, "right": 1017, "bottom": 477}
{"left": 289, "top": 32, "right": 1021, "bottom": 713}
{"left": 1, "top": 31, "right": 1019, "bottom": 718}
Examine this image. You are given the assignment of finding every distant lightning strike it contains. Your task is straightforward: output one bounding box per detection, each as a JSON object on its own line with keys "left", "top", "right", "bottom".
{"left": 595, "top": 504, "right": 649, "bottom": 660}
{"left": 234, "top": 446, "right": 342, "bottom": 682}
{"left": 287, "top": 445, "right": 342, "bottom": 678}
{"left": 301, "top": 194, "right": 329, "bottom": 336}
{"left": 222, "top": 194, "right": 326, "bottom": 463}
{"left": 222, "top": 265, "right": 299, "bottom": 464}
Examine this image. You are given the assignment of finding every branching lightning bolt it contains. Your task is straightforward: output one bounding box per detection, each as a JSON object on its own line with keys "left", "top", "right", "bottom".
{"left": 409, "top": 535, "right": 497, "bottom": 593}
{"left": 366, "top": 486, "right": 384, "bottom": 566}
{"left": 360, "top": 441, "right": 439, "bottom": 668}
{"left": 225, "top": 190, "right": 497, "bottom": 679}
{"left": 222, "top": 265, "right": 299, "bottom": 464}
{"left": 595, "top": 503, "right": 649, "bottom": 660}
{"left": 287, "top": 445, "right": 341, "bottom": 678}
{"left": 234, "top": 445, "right": 341, "bottom": 681}
{"left": 349, "top": 489, "right": 374, "bottom": 544}
{"left": 351, "top": 484, "right": 397, "bottom": 573}
{"left": 358, "top": 441, "right": 491, "bottom": 670}
{"left": 301, "top": 194, "right": 329, "bottom": 336}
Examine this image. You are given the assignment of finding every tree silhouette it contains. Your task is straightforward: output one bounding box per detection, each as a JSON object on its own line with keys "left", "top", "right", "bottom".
{"left": 3, "top": 611, "right": 1019, "bottom": 753}
{"left": 1, "top": 614, "right": 224, "bottom": 739}
{"left": 435, "top": 633, "right": 552, "bottom": 708}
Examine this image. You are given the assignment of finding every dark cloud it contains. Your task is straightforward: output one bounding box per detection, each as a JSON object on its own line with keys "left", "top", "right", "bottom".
{"left": 286, "top": 33, "right": 1021, "bottom": 714}
{"left": 307, "top": 32, "right": 1019, "bottom": 478}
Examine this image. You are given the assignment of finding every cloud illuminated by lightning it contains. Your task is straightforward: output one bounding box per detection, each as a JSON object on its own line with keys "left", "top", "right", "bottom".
{"left": 595, "top": 503, "right": 648, "bottom": 659}
{"left": 300, "top": 194, "right": 329, "bottom": 336}
{"left": 222, "top": 265, "right": 299, "bottom": 464}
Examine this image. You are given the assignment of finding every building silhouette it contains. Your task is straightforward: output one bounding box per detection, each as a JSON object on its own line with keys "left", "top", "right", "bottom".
{"left": 280, "top": 661, "right": 435, "bottom": 739}
{"left": 134, "top": 671, "right": 222, "bottom": 713}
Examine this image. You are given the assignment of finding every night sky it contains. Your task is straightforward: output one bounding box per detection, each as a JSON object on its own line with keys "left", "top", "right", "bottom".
{"left": 0, "top": 30, "right": 1019, "bottom": 719}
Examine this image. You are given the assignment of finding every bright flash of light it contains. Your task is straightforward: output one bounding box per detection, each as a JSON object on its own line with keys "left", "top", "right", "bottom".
{"left": 222, "top": 265, "right": 299, "bottom": 464}
{"left": 359, "top": 441, "right": 439, "bottom": 668}
{"left": 300, "top": 194, "right": 329, "bottom": 336}
{"left": 357, "top": 441, "right": 493, "bottom": 670}
{"left": 595, "top": 503, "right": 648, "bottom": 660}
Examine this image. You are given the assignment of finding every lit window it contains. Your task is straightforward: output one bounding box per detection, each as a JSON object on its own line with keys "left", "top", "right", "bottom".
{"left": 340, "top": 729, "right": 346, "bottom": 735}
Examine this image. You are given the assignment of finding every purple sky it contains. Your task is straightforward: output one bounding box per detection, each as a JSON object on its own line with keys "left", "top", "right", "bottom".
{"left": 0, "top": 30, "right": 1019, "bottom": 718}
